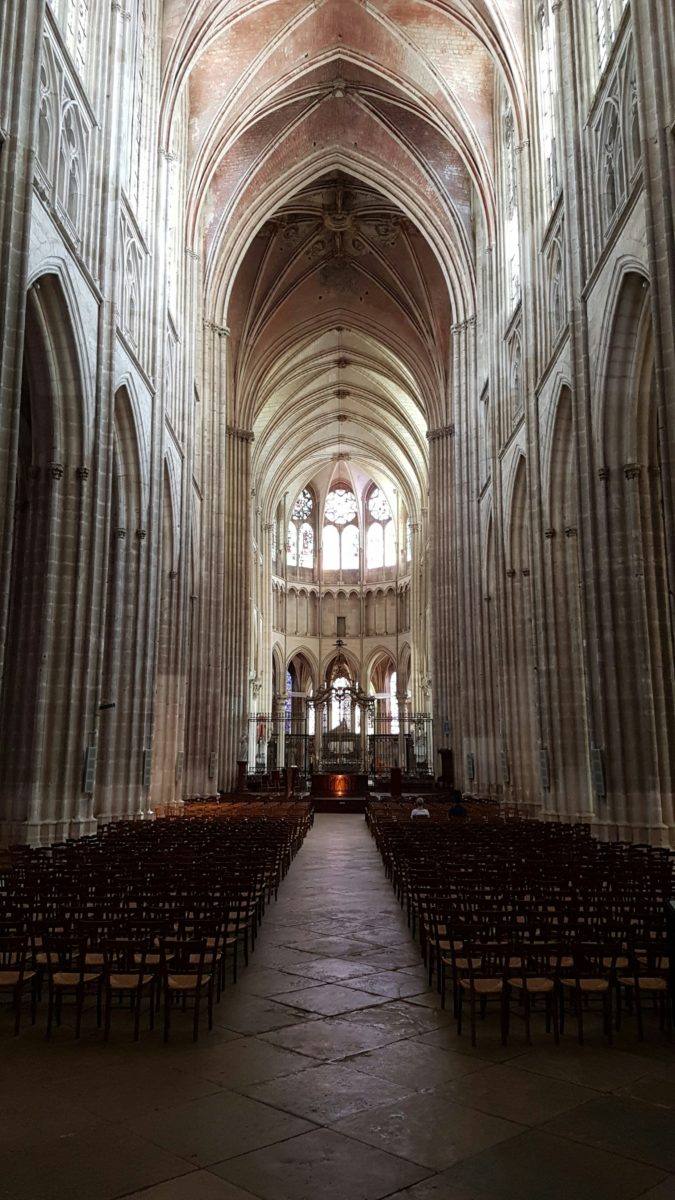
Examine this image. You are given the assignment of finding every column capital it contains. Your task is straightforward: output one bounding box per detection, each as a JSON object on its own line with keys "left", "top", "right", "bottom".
{"left": 203, "top": 319, "right": 230, "bottom": 337}
{"left": 227, "top": 425, "right": 254, "bottom": 443}
{"left": 426, "top": 424, "right": 455, "bottom": 443}
{"left": 450, "top": 316, "right": 477, "bottom": 333}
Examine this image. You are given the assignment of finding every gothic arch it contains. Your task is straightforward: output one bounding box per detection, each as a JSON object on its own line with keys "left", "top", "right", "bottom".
{"left": 0, "top": 274, "right": 89, "bottom": 836}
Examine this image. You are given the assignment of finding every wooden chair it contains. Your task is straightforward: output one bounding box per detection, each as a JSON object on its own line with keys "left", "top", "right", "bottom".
{"left": 617, "top": 938, "right": 672, "bottom": 1041}
{"left": 457, "top": 940, "right": 509, "bottom": 1047}
{"left": 560, "top": 941, "right": 617, "bottom": 1045}
{"left": 161, "top": 939, "right": 214, "bottom": 1042}
{"left": 506, "top": 942, "right": 561, "bottom": 1044}
{"left": 102, "top": 939, "right": 156, "bottom": 1041}
{"left": 0, "top": 933, "right": 37, "bottom": 1035}
{"left": 44, "top": 933, "right": 102, "bottom": 1039}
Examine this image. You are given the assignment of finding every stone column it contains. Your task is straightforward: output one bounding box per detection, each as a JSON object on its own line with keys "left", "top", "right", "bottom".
{"left": 261, "top": 522, "right": 275, "bottom": 714}
{"left": 630, "top": 3, "right": 675, "bottom": 836}
{"left": 219, "top": 424, "right": 254, "bottom": 790}
{"left": 427, "top": 422, "right": 457, "bottom": 775}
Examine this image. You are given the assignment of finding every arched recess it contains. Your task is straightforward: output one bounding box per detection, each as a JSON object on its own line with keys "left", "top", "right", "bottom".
{"left": 545, "top": 385, "right": 590, "bottom": 819}
{"left": 596, "top": 272, "right": 675, "bottom": 834}
{"left": 504, "top": 454, "right": 537, "bottom": 804}
{"left": 151, "top": 463, "right": 181, "bottom": 807}
{"left": 480, "top": 508, "right": 500, "bottom": 789}
{"left": 0, "top": 273, "right": 89, "bottom": 840}
{"left": 95, "top": 386, "right": 145, "bottom": 822}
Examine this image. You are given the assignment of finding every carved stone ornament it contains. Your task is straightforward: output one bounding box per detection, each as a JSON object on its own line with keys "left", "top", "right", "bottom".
{"left": 115, "top": 527, "right": 127, "bottom": 540}
{"left": 50, "top": 462, "right": 64, "bottom": 480}
{"left": 136, "top": 528, "right": 146, "bottom": 541}
{"left": 624, "top": 463, "right": 641, "bottom": 480}
{"left": 76, "top": 465, "right": 89, "bottom": 482}
{"left": 544, "top": 528, "right": 556, "bottom": 539}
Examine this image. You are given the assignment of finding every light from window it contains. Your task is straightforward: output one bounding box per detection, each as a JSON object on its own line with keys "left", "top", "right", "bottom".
{"left": 503, "top": 100, "right": 521, "bottom": 309}
{"left": 594, "top": 0, "right": 628, "bottom": 71}
{"left": 331, "top": 675, "right": 351, "bottom": 730}
{"left": 298, "top": 522, "right": 314, "bottom": 568}
{"left": 537, "top": 2, "right": 559, "bottom": 206}
{"left": 367, "top": 522, "right": 384, "bottom": 569}
{"left": 293, "top": 489, "right": 313, "bottom": 521}
{"left": 323, "top": 524, "right": 340, "bottom": 570}
{"left": 286, "top": 523, "right": 297, "bottom": 567}
{"left": 342, "top": 524, "right": 359, "bottom": 569}
{"left": 368, "top": 488, "right": 391, "bottom": 521}
{"left": 325, "top": 488, "right": 358, "bottom": 525}
{"left": 390, "top": 671, "right": 399, "bottom": 734}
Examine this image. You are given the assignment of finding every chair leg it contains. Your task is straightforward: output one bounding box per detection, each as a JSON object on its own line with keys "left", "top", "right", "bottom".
{"left": 469, "top": 993, "right": 477, "bottom": 1047}
{"left": 104, "top": 987, "right": 112, "bottom": 1042}
{"left": 635, "top": 988, "right": 644, "bottom": 1042}
{"left": 193, "top": 990, "right": 201, "bottom": 1042}
{"left": 75, "top": 985, "right": 84, "bottom": 1039}
{"left": 163, "top": 989, "right": 171, "bottom": 1043}
{"left": 13, "top": 982, "right": 22, "bottom": 1036}
{"left": 47, "top": 984, "right": 54, "bottom": 1039}
{"left": 133, "top": 988, "right": 142, "bottom": 1041}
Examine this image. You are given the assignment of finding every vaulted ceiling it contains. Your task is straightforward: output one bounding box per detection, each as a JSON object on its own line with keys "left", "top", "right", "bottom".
{"left": 159, "top": 0, "right": 525, "bottom": 519}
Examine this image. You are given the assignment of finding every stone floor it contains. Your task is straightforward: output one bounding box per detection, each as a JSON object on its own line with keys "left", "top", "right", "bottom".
{"left": 1, "top": 814, "right": 674, "bottom": 1200}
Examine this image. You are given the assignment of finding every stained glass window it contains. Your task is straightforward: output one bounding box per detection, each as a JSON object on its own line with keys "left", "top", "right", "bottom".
{"left": 331, "top": 675, "right": 351, "bottom": 730}
{"left": 286, "top": 523, "right": 297, "bottom": 566}
{"left": 299, "top": 522, "right": 314, "bottom": 568}
{"left": 292, "top": 489, "right": 313, "bottom": 521}
{"left": 342, "top": 524, "right": 360, "bottom": 569}
{"left": 368, "top": 488, "right": 392, "bottom": 521}
{"left": 390, "top": 671, "right": 399, "bottom": 735}
{"left": 366, "top": 485, "right": 394, "bottom": 569}
{"left": 384, "top": 521, "right": 396, "bottom": 567}
{"left": 503, "top": 99, "right": 520, "bottom": 310}
{"left": 367, "top": 523, "right": 384, "bottom": 569}
{"left": 537, "top": 2, "right": 559, "bottom": 208}
{"left": 325, "top": 488, "right": 358, "bottom": 526}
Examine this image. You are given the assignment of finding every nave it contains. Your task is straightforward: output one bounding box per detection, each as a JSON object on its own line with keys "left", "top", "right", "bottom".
{"left": 1, "top": 814, "right": 674, "bottom": 1200}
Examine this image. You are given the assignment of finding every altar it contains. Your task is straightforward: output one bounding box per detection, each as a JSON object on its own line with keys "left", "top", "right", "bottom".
{"left": 310, "top": 772, "right": 369, "bottom": 812}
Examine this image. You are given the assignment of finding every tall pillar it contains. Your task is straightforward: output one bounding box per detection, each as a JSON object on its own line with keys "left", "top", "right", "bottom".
{"left": 219, "top": 425, "right": 254, "bottom": 790}
{"left": 427, "top": 422, "right": 457, "bottom": 776}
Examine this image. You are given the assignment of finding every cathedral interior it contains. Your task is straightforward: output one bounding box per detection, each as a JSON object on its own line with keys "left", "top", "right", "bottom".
{"left": 2, "top": 0, "right": 674, "bottom": 844}
{"left": 1, "top": 2, "right": 675, "bottom": 1195}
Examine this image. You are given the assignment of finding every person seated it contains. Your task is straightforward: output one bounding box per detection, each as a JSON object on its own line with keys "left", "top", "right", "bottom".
{"left": 410, "top": 796, "right": 431, "bottom": 819}
{"left": 448, "top": 788, "right": 468, "bottom": 817}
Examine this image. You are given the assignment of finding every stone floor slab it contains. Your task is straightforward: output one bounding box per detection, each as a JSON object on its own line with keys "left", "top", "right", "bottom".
{"left": 260, "top": 1014, "right": 416, "bottom": 1060}
{"left": 421, "top": 1129, "right": 666, "bottom": 1200}
{"left": 272, "top": 982, "right": 388, "bottom": 1016}
{"left": 241, "top": 1060, "right": 414, "bottom": 1123}
{"left": 118, "top": 1172, "right": 261, "bottom": 1200}
{"left": 127, "top": 1088, "right": 315, "bottom": 1167}
{"left": 440, "top": 1062, "right": 598, "bottom": 1125}
{"left": 543, "top": 1095, "right": 675, "bottom": 1171}
{"left": 332, "top": 1090, "right": 523, "bottom": 1171}
{"left": 211, "top": 1128, "right": 431, "bottom": 1200}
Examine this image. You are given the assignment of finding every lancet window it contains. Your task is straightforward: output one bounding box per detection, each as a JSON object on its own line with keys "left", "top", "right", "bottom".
{"left": 366, "top": 487, "right": 395, "bottom": 570}
{"left": 287, "top": 488, "right": 315, "bottom": 568}
{"left": 323, "top": 487, "right": 359, "bottom": 571}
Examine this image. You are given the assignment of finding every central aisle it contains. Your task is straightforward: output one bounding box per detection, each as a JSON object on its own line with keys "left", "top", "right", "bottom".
{"left": 3, "top": 815, "right": 673, "bottom": 1200}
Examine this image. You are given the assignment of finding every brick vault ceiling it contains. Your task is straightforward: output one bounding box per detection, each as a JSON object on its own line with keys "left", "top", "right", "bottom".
{"left": 160, "top": 0, "right": 525, "bottom": 513}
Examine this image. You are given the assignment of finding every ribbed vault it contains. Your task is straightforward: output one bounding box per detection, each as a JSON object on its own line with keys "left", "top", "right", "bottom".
{"left": 159, "top": 0, "right": 525, "bottom": 540}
